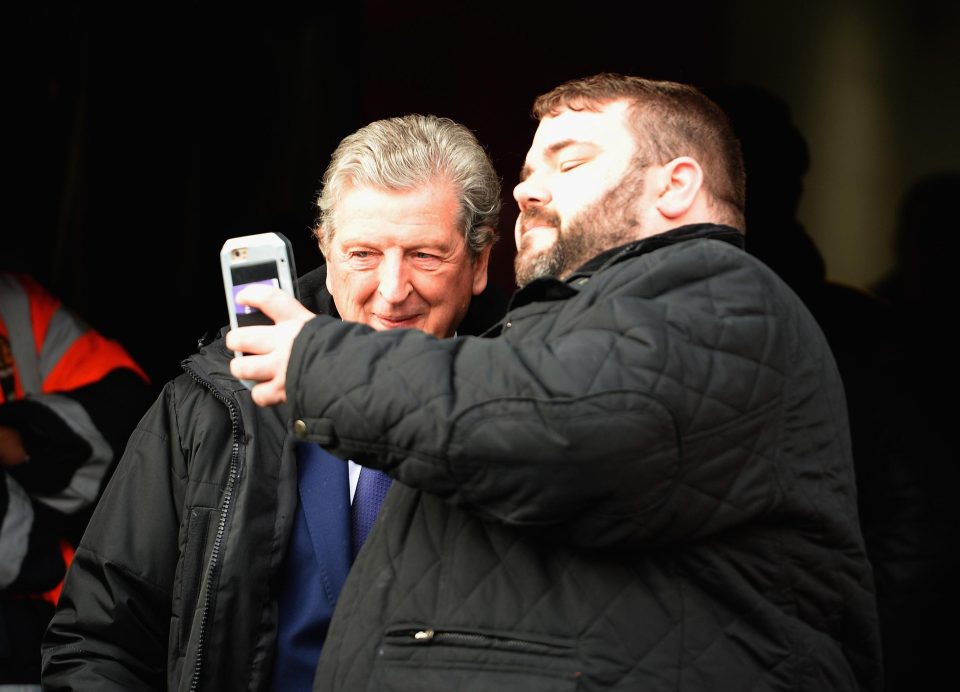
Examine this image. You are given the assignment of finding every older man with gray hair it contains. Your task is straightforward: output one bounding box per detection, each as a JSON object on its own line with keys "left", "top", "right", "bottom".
{"left": 42, "top": 114, "right": 502, "bottom": 691}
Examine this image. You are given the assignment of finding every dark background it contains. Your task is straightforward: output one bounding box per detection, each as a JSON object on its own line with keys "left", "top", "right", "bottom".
{"left": 7, "top": 1, "right": 959, "bottom": 385}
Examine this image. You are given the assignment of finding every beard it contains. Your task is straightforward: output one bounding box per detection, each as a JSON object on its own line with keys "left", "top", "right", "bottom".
{"left": 514, "top": 161, "right": 649, "bottom": 288}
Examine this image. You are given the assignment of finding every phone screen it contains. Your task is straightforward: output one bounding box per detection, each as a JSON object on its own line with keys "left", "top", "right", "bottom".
{"left": 231, "top": 262, "right": 281, "bottom": 327}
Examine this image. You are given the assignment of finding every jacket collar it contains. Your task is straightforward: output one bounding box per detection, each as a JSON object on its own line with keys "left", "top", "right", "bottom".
{"left": 569, "top": 223, "right": 744, "bottom": 279}
{"left": 296, "top": 264, "right": 340, "bottom": 318}
{"left": 506, "top": 223, "right": 744, "bottom": 313}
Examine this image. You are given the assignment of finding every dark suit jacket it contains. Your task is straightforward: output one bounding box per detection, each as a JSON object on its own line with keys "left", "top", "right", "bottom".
{"left": 271, "top": 442, "right": 351, "bottom": 689}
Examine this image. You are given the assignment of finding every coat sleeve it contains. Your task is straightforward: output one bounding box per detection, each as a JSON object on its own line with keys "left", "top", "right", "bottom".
{"left": 287, "top": 242, "right": 793, "bottom": 549}
{"left": 41, "top": 380, "right": 186, "bottom": 691}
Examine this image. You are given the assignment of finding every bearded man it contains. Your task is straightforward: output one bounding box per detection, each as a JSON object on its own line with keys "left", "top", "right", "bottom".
{"left": 227, "top": 74, "right": 882, "bottom": 691}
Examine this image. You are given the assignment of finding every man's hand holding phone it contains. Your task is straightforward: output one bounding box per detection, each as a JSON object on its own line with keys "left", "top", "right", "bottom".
{"left": 221, "top": 232, "right": 312, "bottom": 405}
{"left": 226, "top": 284, "right": 314, "bottom": 406}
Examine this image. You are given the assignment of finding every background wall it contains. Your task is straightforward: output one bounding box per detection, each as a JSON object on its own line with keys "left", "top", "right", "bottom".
{"left": 8, "top": 0, "right": 959, "bottom": 385}
{"left": 729, "top": 0, "right": 960, "bottom": 287}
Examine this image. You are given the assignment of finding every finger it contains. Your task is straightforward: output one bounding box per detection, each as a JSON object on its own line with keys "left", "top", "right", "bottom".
{"left": 251, "top": 380, "right": 286, "bottom": 406}
{"left": 234, "top": 283, "right": 278, "bottom": 307}
{"left": 229, "top": 352, "right": 282, "bottom": 384}
{"left": 236, "top": 285, "right": 312, "bottom": 323}
{"left": 225, "top": 325, "right": 280, "bottom": 354}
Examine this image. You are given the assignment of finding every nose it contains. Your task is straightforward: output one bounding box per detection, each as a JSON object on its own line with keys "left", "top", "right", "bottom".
{"left": 377, "top": 253, "right": 412, "bottom": 304}
{"left": 513, "top": 173, "right": 550, "bottom": 211}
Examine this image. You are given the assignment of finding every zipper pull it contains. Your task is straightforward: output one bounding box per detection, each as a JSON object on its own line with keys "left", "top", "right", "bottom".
{"left": 413, "top": 629, "right": 435, "bottom": 641}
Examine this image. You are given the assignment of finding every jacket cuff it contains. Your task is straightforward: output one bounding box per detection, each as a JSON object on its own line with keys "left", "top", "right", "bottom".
{"left": 286, "top": 313, "right": 334, "bottom": 420}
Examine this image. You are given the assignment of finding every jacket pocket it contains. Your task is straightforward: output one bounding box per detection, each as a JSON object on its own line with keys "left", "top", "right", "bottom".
{"left": 370, "top": 626, "right": 582, "bottom": 691}
{"left": 172, "top": 506, "right": 216, "bottom": 654}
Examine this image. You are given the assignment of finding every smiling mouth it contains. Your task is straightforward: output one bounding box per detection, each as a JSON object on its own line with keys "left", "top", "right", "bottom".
{"left": 376, "top": 314, "right": 421, "bottom": 328}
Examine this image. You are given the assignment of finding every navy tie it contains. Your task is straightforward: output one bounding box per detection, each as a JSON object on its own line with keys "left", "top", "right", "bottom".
{"left": 351, "top": 467, "right": 392, "bottom": 557}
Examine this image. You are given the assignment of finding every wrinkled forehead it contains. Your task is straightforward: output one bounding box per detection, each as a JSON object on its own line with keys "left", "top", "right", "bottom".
{"left": 332, "top": 181, "right": 466, "bottom": 249}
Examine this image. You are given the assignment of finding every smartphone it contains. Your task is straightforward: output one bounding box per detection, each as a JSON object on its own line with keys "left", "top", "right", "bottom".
{"left": 220, "top": 232, "right": 299, "bottom": 365}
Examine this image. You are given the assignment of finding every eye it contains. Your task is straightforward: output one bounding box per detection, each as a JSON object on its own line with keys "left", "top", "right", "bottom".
{"left": 344, "top": 249, "right": 379, "bottom": 267}
{"left": 559, "top": 159, "right": 585, "bottom": 172}
{"left": 411, "top": 251, "right": 443, "bottom": 269}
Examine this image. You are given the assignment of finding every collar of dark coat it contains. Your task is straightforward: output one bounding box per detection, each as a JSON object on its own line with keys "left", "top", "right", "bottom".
{"left": 505, "top": 223, "right": 744, "bottom": 313}
{"left": 296, "top": 264, "right": 340, "bottom": 317}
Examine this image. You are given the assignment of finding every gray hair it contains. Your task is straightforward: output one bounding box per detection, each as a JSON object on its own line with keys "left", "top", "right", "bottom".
{"left": 315, "top": 114, "right": 500, "bottom": 259}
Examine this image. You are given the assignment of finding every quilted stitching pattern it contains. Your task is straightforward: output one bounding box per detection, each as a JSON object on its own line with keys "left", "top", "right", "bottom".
{"left": 303, "top": 230, "right": 881, "bottom": 691}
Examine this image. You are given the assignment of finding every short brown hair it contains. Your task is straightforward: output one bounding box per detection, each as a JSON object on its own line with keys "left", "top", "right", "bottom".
{"left": 533, "top": 73, "right": 746, "bottom": 229}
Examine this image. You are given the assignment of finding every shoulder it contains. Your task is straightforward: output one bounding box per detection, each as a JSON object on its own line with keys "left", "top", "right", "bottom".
{"left": 145, "top": 351, "right": 236, "bottom": 445}
{"left": 598, "top": 236, "right": 782, "bottom": 307}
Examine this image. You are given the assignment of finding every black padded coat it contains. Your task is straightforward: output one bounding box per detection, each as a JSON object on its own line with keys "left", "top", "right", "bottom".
{"left": 41, "top": 309, "right": 302, "bottom": 691}
{"left": 287, "top": 224, "right": 882, "bottom": 691}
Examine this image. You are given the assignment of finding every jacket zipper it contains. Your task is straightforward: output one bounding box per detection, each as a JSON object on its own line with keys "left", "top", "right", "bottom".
{"left": 184, "top": 366, "right": 243, "bottom": 692}
{"left": 385, "top": 628, "right": 572, "bottom": 656}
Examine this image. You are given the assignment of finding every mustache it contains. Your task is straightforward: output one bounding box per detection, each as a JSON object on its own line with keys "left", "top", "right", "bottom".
{"left": 518, "top": 208, "right": 561, "bottom": 231}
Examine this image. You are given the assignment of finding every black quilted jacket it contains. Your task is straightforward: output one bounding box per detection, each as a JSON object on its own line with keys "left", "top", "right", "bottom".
{"left": 289, "top": 224, "right": 882, "bottom": 691}
{"left": 40, "top": 272, "right": 334, "bottom": 691}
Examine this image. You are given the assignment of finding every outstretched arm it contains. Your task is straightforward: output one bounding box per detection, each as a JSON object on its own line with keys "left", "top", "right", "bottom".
{"left": 276, "top": 245, "right": 789, "bottom": 549}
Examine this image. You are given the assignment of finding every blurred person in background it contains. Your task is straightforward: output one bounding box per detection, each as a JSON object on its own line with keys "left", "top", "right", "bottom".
{"left": 1, "top": 271, "right": 151, "bottom": 688}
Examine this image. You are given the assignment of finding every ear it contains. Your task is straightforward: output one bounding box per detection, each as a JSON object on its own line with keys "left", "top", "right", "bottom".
{"left": 654, "top": 157, "right": 704, "bottom": 220}
{"left": 471, "top": 241, "right": 492, "bottom": 295}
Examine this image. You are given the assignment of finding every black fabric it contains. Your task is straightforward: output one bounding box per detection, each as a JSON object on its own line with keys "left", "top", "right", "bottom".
{"left": 1, "top": 598, "right": 55, "bottom": 684}
{"left": 44, "top": 330, "right": 287, "bottom": 690}
{"left": 41, "top": 269, "right": 336, "bottom": 691}
{"left": 297, "top": 264, "right": 339, "bottom": 317}
{"left": 286, "top": 225, "right": 882, "bottom": 691}
{"left": 41, "top": 265, "right": 506, "bottom": 691}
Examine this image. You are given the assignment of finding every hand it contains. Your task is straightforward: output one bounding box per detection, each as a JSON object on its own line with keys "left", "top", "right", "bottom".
{"left": 225, "top": 285, "right": 315, "bottom": 406}
{"left": 0, "top": 424, "right": 28, "bottom": 467}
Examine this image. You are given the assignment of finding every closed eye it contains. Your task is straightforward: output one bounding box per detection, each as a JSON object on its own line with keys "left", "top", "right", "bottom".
{"left": 559, "top": 159, "right": 585, "bottom": 172}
